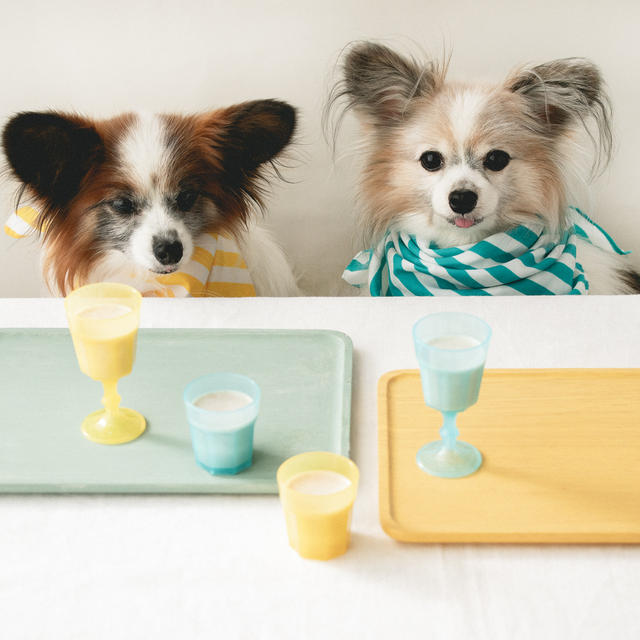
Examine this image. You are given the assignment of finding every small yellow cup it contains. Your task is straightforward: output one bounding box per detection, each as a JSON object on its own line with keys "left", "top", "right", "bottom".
{"left": 277, "top": 452, "right": 359, "bottom": 561}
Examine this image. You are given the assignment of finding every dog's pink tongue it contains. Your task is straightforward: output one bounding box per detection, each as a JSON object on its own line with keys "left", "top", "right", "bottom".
{"left": 454, "top": 217, "right": 475, "bottom": 228}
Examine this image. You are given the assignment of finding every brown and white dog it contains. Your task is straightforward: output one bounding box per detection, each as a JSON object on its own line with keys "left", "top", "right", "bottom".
{"left": 3, "top": 100, "right": 300, "bottom": 296}
{"left": 331, "top": 42, "right": 640, "bottom": 294}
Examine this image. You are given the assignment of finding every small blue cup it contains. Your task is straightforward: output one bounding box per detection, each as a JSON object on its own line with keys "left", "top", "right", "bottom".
{"left": 183, "top": 373, "right": 261, "bottom": 475}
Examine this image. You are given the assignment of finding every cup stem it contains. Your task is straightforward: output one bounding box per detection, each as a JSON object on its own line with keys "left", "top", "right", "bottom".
{"left": 439, "top": 411, "right": 459, "bottom": 450}
{"left": 101, "top": 380, "right": 121, "bottom": 417}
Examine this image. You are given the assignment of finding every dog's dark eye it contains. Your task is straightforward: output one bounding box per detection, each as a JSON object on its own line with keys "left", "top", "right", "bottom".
{"left": 110, "top": 197, "right": 136, "bottom": 215}
{"left": 420, "top": 151, "right": 444, "bottom": 172}
{"left": 176, "top": 190, "right": 198, "bottom": 211}
{"left": 484, "top": 150, "right": 511, "bottom": 171}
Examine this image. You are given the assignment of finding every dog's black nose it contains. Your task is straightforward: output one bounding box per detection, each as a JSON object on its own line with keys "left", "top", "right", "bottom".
{"left": 449, "top": 190, "right": 478, "bottom": 214}
{"left": 153, "top": 238, "right": 183, "bottom": 265}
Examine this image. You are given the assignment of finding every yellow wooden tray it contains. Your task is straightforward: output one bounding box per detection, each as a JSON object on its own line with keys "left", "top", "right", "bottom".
{"left": 378, "top": 369, "right": 640, "bottom": 543}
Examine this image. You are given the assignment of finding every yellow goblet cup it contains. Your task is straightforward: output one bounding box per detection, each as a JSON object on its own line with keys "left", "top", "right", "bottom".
{"left": 65, "top": 282, "right": 146, "bottom": 444}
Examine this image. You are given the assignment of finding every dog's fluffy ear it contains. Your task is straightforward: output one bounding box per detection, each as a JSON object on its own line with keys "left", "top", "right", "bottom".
{"left": 507, "top": 58, "right": 612, "bottom": 173}
{"left": 220, "top": 99, "right": 296, "bottom": 177}
{"left": 339, "top": 42, "right": 442, "bottom": 124}
{"left": 507, "top": 58, "right": 611, "bottom": 130}
{"left": 3, "top": 111, "right": 104, "bottom": 210}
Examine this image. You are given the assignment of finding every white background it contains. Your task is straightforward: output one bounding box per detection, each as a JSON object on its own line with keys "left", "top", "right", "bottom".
{"left": 0, "top": 0, "right": 639, "bottom": 296}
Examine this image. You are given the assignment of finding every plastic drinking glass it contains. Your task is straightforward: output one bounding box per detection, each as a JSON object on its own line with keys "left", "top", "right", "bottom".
{"left": 277, "top": 452, "right": 359, "bottom": 560}
{"left": 183, "top": 373, "right": 260, "bottom": 475}
{"left": 64, "top": 282, "right": 146, "bottom": 445}
{"left": 413, "top": 312, "right": 491, "bottom": 478}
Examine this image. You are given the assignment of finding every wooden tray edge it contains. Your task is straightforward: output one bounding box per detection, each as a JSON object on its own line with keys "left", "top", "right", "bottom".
{"left": 378, "top": 369, "right": 414, "bottom": 541}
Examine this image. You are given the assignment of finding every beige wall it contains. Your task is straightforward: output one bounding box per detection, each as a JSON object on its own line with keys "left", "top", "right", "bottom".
{"left": 1, "top": 0, "right": 638, "bottom": 296}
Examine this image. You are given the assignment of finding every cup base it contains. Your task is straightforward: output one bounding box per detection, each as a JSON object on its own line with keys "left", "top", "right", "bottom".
{"left": 196, "top": 458, "right": 252, "bottom": 476}
{"left": 416, "top": 440, "right": 482, "bottom": 478}
{"left": 81, "top": 408, "right": 146, "bottom": 445}
{"left": 291, "top": 540, "right": 349, "bottom": 561}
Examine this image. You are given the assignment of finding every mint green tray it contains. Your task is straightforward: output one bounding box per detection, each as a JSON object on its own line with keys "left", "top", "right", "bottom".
{"left": 0, "top": 328, "right": 352, "bottom": 493}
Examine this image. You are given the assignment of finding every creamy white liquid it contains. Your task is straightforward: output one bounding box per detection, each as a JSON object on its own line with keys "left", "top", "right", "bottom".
{"left": 194, "top": 390, "right": 253, "bottom": 412}
{"left": 287, "top": 470, "right": 352, "bottom": 495}
{"left": 423, "top": 334, "right": 485, "bottom": 411}
{"left": 428, "top": 334, "right": 480, "bottom": 350}
{"left": 77, "top": 303, "right": 132, "bottom": 319}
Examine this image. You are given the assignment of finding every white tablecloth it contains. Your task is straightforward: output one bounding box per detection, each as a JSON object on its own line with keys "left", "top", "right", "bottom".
{"left": 2, "top": 296, "right": 640, "bottom": 640}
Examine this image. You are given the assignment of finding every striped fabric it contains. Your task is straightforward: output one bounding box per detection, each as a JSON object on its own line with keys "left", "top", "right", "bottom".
{"left": 4, "top": 206, "right": 256, "bottom": 297}
{"left": 343, "top": 208, "right": 629, "bottom": 296}
{"left": 4, "top": 206, "right": 40, "bottom": 238}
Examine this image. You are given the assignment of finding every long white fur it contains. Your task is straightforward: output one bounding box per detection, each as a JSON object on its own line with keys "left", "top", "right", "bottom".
{"left": 575, "top": 240, "right": 632, "bottom": 295}
{"left": 448, "top": 89, "right": 489, "bottom": 146}
{"left": 119, "top": 111, "right": 171, "bottom": 189}
{"left": 236, "top": 223, "right": 301, "bottom": 296}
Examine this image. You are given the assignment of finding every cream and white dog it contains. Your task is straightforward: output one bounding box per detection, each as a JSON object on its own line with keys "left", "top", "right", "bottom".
{"left": 332, "top": 42, "right": 640, "bottom": 295}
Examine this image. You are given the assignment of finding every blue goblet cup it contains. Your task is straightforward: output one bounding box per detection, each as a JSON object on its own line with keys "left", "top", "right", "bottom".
{"left": 413, "top": 312, "right": 491, "bottom": 478}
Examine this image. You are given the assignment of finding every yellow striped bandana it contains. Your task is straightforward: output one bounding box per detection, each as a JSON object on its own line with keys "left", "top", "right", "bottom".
{"left": 4, "top": 206, "right": 256, "bottom": 297}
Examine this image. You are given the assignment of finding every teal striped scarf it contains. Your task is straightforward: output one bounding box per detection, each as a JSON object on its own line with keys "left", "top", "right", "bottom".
{"left": 343, "top": 208, "right": 628, "bottom": 296}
